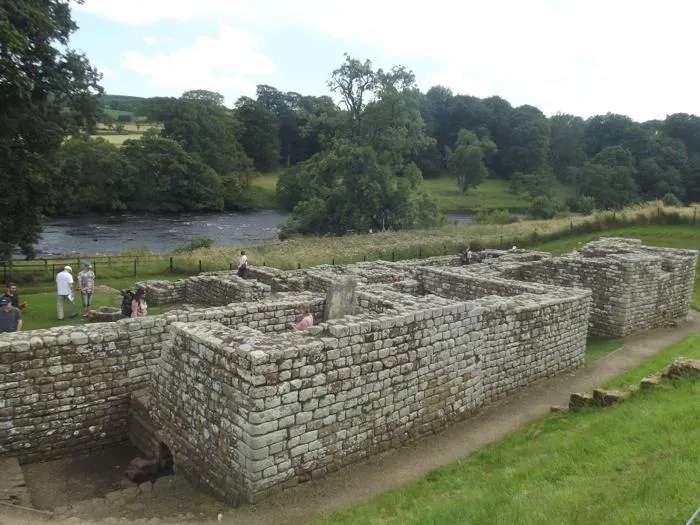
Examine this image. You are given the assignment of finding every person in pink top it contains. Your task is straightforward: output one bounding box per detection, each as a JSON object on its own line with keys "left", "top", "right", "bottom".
{"left": 296, "top": 304, "right": 313, "bottom": 331}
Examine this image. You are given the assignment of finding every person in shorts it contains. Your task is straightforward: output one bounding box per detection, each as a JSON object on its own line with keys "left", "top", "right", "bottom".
{"left": 78, "top": 262, "right": 96, "bottom": 317}
{"left": 56, "top": 265, "right": 76, "bottom": 319}
{"left": 0, "top": 296, "right": 22, "bottom": 333}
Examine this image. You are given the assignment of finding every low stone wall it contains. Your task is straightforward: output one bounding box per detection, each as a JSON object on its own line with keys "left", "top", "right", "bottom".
{"left": 0, "top": 294, "right": 325, "bottom": 462}
{"left": 151, "top": 281, "right": 590, "bottom": 504}
{"left": 139, "top": 272, "right": 271, "bottom": 307}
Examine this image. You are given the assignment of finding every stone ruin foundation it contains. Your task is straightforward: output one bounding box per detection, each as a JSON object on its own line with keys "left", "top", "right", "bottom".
{"left": 0, "top": 237, "right": 696, "bottom": 507}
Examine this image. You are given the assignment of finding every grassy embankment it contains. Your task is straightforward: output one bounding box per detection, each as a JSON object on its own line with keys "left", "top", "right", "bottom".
{"left": 248, "top": 173, "right": 576, "bottom": 213}
{"left": 310, "top": 333, "right": 700, "bottom": 525}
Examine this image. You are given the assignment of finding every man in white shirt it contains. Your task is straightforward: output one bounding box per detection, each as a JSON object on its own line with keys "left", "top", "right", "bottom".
{"left": 56, "top": 265, "right": 76, "bottom": 319}
{"left": 237, "top": 250, "right": 248, "bottom": 278}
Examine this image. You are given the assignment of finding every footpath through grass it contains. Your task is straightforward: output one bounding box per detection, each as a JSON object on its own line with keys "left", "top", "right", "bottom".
{"left": 311, "top": 334, "right": 700, "bottom": 525}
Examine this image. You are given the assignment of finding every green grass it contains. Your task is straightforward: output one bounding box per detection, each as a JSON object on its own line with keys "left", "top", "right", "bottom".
{"left": 249, "top": 172, "right": 280, "bottom": 209}
{"left": 247, "top": 173, "right": 576, "bottom": 213}
{"left": 585, "top": 337, "right": 625, "bottom": 364}
{"left": 311, "top": 334, "right": 700, "bottom": 525}
{"left": 601, "top": 334, "right": 700, "bottom": 390}
{"left": 421, "top": 177, "right": 575, "bottom": 213}
{"left": 16, "top": 275, "right": 180, "bottom": 330}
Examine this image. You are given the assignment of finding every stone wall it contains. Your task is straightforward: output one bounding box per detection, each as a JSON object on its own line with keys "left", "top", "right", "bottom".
{"left": 0, "top": 294, "right": 325, "bottom": 462}
{"left": 139, "top": 272, "right": 271, "bottom": 307}
{"left": 510, "top": 238, "right": 697, "bottom": 336}
{"left": 150, "top": 280, "right": 591, "bottom": 504}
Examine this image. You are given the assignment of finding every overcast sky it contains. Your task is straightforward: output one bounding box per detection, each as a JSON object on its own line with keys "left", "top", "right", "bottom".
{"left": 71, "top": 0, "right": 698, "bottom": 122}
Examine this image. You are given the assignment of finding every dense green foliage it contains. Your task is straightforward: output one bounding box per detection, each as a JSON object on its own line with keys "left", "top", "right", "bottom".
{"left": 0, "top": 0, "right": 102, "bottom": 258}
{"left": 5, "top": 0, "right": 700, "bottom": 257}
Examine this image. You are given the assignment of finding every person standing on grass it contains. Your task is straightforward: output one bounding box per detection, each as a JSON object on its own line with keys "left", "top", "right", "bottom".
{"left": 466, "top": 247, "right": 473, "bottom": 265}
{"left": 3, "top": 282, "right": 27, "bottom": 309}
{"left": 237, "top": 250, "right": 248, "bottom": 278}
{"left": 78, "top": 262, "right": 96, "bottom": 317}
{"left": 56, "top": 265, "right": 76, "bottom": 320}
{"left": 130, "top": 288, "right": 148, "bottom": 318}
{"left": 0, "top": 297, "right": 22, "bottom": 333}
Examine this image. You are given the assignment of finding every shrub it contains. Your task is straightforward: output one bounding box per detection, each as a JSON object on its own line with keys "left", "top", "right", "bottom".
{"left": 174, "top": 237, "right": 214, "bottom": 253}
{"left": 566, "top": 195, "right": 596, "bottom": 215}
{"left": 529, "top": 196, "right": 559, "bottom": 220}
{"left": 662, "top": 192, "right": 682, "bottom": 207}
{"left": 474, "top": 209, "right": 519, "bottom": 225}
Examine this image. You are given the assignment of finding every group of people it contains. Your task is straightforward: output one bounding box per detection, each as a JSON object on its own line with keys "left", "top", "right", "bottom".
{"left": 0, "top": 282, "right": 25, "bottom": 333}
{"left": 55, "top": 263, "right": 96, "bottom": 320}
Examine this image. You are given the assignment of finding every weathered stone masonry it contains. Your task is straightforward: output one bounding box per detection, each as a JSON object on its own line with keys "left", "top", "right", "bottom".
{"left": 0, "top": 237, "right": 695, "bottom": 504}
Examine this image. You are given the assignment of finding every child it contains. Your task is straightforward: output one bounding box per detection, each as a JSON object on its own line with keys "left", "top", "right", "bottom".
{"left": 295, "top": 304, "right": 313, "bottom": 331}
{"left": 130, "top": 288, "right": 148, "bottom": 318}
{"left": 78, "top": 262, "right": 96, "bottom": 317}
{"left": 237, "top": 250, "right": 248, "bottom": 278}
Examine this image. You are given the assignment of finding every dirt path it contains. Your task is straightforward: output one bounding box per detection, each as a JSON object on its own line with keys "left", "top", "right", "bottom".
{"left": 2, "top": 313, "right": 698, "bottom": 525}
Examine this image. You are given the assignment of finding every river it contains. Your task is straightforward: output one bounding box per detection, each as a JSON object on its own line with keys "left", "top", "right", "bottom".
{"left": 31, "top": 211, "right": 473, "bottom": 258}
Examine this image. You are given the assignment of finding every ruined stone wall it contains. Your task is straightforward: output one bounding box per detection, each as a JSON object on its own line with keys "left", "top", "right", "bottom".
{"left": 511, "top": 239, "right": 697, "bottom": 337}
{"left": 139, "top": 272, "right": 271, "bottom": 307}
{"left": 0, "top": 295, "right": 324, "bottom": 462}
{"left": 0, "top": 317, "right": 167, "bottom": 462}
{"left": 151, "top": 283, "right": 590, "bottom": 504}
{"left": 185, "top": 273, "right": 270, "bottom": 306}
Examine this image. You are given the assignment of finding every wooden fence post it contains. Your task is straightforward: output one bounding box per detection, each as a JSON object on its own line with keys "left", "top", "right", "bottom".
{"left": 198, "top": 260, "right": 202, "bottom": 273}
{"left": 133, "top": 258, "right": 137, "bottom": 276}
{"left": 169, "top": 257, "right": 174, "bottom": 273}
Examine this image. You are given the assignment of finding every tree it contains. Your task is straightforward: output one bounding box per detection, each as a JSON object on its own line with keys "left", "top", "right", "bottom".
{"left": 502, "top": 105, "right": 550, "bottom": 178}
{"left": 327, "top": 54, "right": 376, "bottom": 138}
{"left": 548, "top": 113, "right": 586, "bottom": 181}
{"left": 583, "top": 113, "right": 634, "bottom": 157}
{"left": 121, "top": 133, "right": 224, "bottom": 212}
{"left": 181, "top": 89, "right": 225, "bottom": 106}
{"left": 50, "top": 137, "right": 134, "bottom": 214}
{"left": 573, "top": 146, "right": 639, "bottom": 209}
{"left": 234, "top": 96, "right": 280, "bottom": 172}
{"left": 145, "top": 94, "right": 254, "bottom": 205}
{"left": 0, "top": 0, "right": 103, "bottom": 258}
{"left": 445, "top": 129, "right": 496, "bottom": 193}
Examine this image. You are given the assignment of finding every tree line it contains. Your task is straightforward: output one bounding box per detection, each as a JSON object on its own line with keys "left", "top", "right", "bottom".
{"left": 4, "top": 1, "right": 700, "bottom": 258}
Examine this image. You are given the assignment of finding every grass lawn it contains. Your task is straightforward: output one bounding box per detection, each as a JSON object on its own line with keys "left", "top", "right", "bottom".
{"left": 421, "top": 177, "right": 575, "bottom": 213}
{"left": 247, "top": 173, "right": 576, "bottom": 214}
{"left": 249, "top": 172, "right": 280, "bottom": 209}
{"left": 585, "top": 337, "right": 625, "bottom": 364}
{"left": 89, "top": 134, "right": 139, "bottom": 146}
{"left": 16, "top": 275, "right": 180, "bottom": 331}
{"left": 311, "top": 334, "right": 700, "bottom": 525}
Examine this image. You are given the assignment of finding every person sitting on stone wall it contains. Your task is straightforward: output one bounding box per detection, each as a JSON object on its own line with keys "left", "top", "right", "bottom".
{"left": 0, "top": 296, "right": 22, "bottom": 333}
{"left": 131, "top": 288, "right": 148, "bottom": 318}
{"left": 295, "top": 304, "right": 313, "bottom": 331}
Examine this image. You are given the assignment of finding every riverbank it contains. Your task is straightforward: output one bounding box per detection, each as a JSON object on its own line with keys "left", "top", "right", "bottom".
{"left": 249, "top": 173, "right": 575, "bottom": 213}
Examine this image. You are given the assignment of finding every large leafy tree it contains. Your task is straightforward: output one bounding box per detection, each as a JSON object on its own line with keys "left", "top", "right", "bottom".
{"left": 445, "top": 129, "right": 497, "bottom": 193}
{"left": 279, "top": 55, "right": 442, "bottom": 236}
{"left": 234, "top": 96, "right": 280, "bottom": 172}
{"left": 0, "top": 0, "right": 103, "bottom": 258}
{"left": 121, "top": 133, "right": 224, "bottom": 212}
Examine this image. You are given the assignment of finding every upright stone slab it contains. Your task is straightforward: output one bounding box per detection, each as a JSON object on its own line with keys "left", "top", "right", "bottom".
{"left": 324, "top": 276, "right": 357, "bottom": 320}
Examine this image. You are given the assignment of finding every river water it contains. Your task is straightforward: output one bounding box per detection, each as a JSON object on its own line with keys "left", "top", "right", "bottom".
{"left": 32, "top": 211, "right": 473, "bottom": 258}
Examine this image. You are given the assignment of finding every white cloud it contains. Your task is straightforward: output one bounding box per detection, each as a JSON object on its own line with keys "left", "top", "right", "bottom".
{"left": 143, "top": 36, "right": 157, "bottom": 45}
{"left": 120, "top": 25, "right": 275, "bottom": 104}
{"left": 99, "top": 67, "right": 117, "bottom": 79}
{"left": 78, "top": 0, "right": 700, "bottom": 120}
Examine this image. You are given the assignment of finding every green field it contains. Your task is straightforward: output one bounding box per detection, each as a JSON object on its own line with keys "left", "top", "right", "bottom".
{"left": 311, "top": 335, "right": 700, "bottom": 525}
{"left": 421, "top": 177, "right": 575, "bottom": 213}
{"left": 249, "top": 173, "right": 576, "bottom": 213}
{"left": 249, "top": 172, "right": 281, "bottom": 209}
